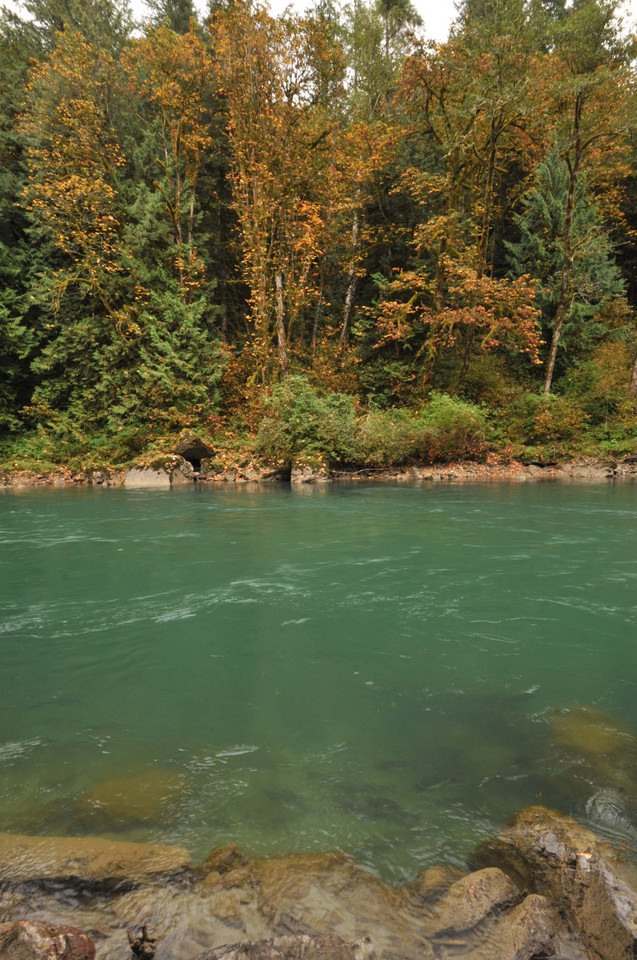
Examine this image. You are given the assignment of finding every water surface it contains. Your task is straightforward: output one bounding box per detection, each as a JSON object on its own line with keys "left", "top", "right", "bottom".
{"left": 0, "top": 482, "right": 635, "bottom": 882}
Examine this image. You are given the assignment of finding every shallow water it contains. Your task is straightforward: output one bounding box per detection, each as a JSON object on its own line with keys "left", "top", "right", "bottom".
{"left": 0, "top": 482, "right": 635, "bottom": 883}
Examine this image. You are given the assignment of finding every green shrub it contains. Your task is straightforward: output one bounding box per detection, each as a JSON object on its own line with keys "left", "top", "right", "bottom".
{"left": 256, "top": 375, "right": 357, "bottom": 464}
{"left": 505, "top": 392, "right": 588, "bottom": 444}
{"left": 353, "top": 408, "right": 416, "bottom": 466}
{"left": 413, "top": 393, "right": 489, "bottom": 462}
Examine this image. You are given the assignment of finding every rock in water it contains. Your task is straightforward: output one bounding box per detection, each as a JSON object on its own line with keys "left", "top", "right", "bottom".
{"left": 422, "top": 867, "right": 519, "bottom": 936}
{"left": 80, "top": 769, "right": 186, "bottom": 828}
{"left": 486, "top": 894, "right": 559, "bottom": 960}
{"left": 0, "top": 920, "right": 95, "bottom": 960}
{"left": 0, "top": 831, "right": 191, "bottom": 886}
{"left": 470, "top": 805, "right": 637, "bottom": 960}
{"left": 195, "top": 934, "right": 376, "bottom": 960}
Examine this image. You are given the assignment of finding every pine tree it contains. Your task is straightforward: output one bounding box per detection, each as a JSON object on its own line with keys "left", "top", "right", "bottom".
{"left": 507, "top": 148, "right": 624, "bottom": 379}
{"left": 145, "top": 0, "right": 197, "bottom": 34}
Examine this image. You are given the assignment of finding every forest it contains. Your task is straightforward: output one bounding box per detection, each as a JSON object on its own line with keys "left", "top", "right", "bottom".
{"left": 0, "top": 0, "right": 636, "bottom": 474}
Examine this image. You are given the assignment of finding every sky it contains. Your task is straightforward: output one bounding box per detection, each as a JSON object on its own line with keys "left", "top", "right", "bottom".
{"left": 134, "top": 0, "right": 459, "bottom": 40}
{"left": 4, "top": 0, "right": 633, "bottom": 45}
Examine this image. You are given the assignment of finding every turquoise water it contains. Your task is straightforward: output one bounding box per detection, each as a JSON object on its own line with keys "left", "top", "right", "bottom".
{"left": 0, "top": 482, "right": 635, "bottom": 883}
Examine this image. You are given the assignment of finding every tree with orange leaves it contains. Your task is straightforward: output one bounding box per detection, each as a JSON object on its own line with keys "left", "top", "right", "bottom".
{"left": 213, "top": 2, "right": 353, "bottom": 380}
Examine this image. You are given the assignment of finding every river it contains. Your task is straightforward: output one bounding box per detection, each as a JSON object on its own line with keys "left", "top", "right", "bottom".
{"left": 0, "top": 482, "right": 635, "bottom": 884}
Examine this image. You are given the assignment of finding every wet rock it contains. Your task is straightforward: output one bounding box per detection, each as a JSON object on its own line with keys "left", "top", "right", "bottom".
{"left": 196, "top": 934, "right": 376, "bottom": 960}
{"left": 488, "top": 894, "right": 559, "bottom": 959}
{"left": 402, "top": 864, "right": 463, "bottom": 905}
{"left": 80, "top": 769, "right": 186, "bottom": 828}
{"left": 0, "top": 920, "right": 95, "bottom": 960}
{"left": 123, "top": 467, "right": 170, "bottom": 488}
{"left": 226, "top": 851, "right": 436, "bottom": 960}
{"left": 422, "top": 867, "right": 519, "bottom": 936}
{"left": 551, "top": 706, "right": 636, "bottom": 758}
{"left": 0, "top": 831, "right": 191, "bottom": 886}
{"left": 201, "top": 843, "right": 249, "bottom": 877}
{"left": 290, "top": 463, "right": 329, "bottom": 484}
{"left": 470, "top": 805, "right": 637, "bottom": 960}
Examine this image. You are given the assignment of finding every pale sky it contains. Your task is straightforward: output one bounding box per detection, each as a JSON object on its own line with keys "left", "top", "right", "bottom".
{"left": 4, "top": 0, "right": 633, "bottom": 45}
{"left": 135, "top": 0, "right": 459, "bottom": 40}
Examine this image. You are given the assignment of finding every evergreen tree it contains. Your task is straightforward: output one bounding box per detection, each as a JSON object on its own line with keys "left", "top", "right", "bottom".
{"left": 507, "top": 148, "right": 623, "bottom": 376}
{"left": 145, "top": 0, "right": 197, "bottom": 33}
{"left": 12, "top": 0, "right": 133, "bottom": 52}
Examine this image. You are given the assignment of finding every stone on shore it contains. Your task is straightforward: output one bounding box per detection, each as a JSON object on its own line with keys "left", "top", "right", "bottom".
{"left": 0, "top": 920, "right": 95, "bottom": 960}
{"left": 195, "top": 934, "right": 376, "bottom": 960}
{"left": 290, "top": 463, "right": 330, "bottom": 484}
{"left": 123, "top": 467, "right": 171, "bottom": 487}
{"left": 123, "top": 455, "right": 196, "bottom": 487}
{"left": 470, "top": 805, "right": 637, "bottom": 960}
{"left": 0, "top": 831, "right": 192, "bottom": 886}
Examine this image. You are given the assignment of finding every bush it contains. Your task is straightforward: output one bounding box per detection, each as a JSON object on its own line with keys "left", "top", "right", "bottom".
{"left": 413, "top": 393, "right": 489, "bottom": 462}
{"left": 256, "top": 375, "right": 357, "bottom": 464}
{"left": 562, "top": 343, "right": 636, "bottom": 425}
{"left": 353, "top": 408, "right": 417, "bottom": 466}
{"left": 353, "top": 394, "right": 489, "bottom": 466}
{"left": 505, "top": 392, "right": 588, "bottom": 444}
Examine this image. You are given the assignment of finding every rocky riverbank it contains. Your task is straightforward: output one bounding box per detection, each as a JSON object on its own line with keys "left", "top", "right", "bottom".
{"left": 1, "top": 806, "right": 636, "bottom": 960}
{"left": 1, "top": 454, "right": 637, "bottom": 489}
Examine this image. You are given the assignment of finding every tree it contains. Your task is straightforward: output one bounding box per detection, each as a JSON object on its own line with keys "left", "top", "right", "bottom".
{"left": 507, "top": 147, "right": 624, "bottom": 375}
{"left": 538, "top": 0, "right": 634, "bottom": 394}
{"left": 145, "top": 0, "right": 197, "bottom": 34}
{"left": 213, "top": 3, "right": 349, "bottom": 380}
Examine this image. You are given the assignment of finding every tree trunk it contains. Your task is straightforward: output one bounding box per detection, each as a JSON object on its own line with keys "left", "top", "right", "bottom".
{"left": 275, "top": 271, "right": 288, "bottom": 376}
{"left": 544, "top": 94, "right": 582, "bottom": 396}
{"left": 630, "top": 348, "right": 637, "bottom": 394}
{"left": 339, "top": 211, "right": 361, "bottom": 349}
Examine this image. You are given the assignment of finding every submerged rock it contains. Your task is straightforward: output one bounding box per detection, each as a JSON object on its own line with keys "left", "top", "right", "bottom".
{"left": 0, "top": 831, "right": 191, "bottom": 886}
{"left": 422, "top": 867, "right": 519, "bottom": 937}
{"left": 551, "top": 706, "right": 636, "bottom": 758}
{"left": 402, "top": 864, "right": 463, "bottom": 905}
{"left": 487, "top": 894, "right": 559, "bottom": 960}
{"left": 200, "top": 843, "right": 249, "bottom": 877}
{"left": 195, "top": 934, "right": 376, "bottom": 960}
{"left": 470, "top": 805, "right": 637, "bottom": 960}
{"left": 80, "top": 769, "right": 186, "bottom": 828}
{"left": 0, "top": 920, "right": 95, "bottom": 960}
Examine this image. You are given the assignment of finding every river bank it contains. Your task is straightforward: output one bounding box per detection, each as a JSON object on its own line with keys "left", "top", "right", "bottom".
{"left": 1, "top": 455, "right": 637, "bottom": 489}
{"left": 1, "top": 806, "right": 635, "bottom": 960}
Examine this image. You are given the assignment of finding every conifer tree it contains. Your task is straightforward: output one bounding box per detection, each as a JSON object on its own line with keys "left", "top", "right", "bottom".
{"left": 507, "top": 148, "right": 624, "bottom": 376}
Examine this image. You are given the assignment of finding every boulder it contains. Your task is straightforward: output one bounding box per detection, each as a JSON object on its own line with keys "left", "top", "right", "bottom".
{"left": 470, "top": 806, "right": 637, "bottom": 960}
{"left": 200, "top": 843, "right": 249, "bottom": 877}
{"left": 488, "top": 894, "right": 559, "bottom": 960}
{"left": 195, "top": 934, "right": 376, "bottom": 960}
{"left": 123, "top": 468, "right": 170, "bottom": 488}
{"left": 171, "top": 430, "right": 214, "bottom": 465}
{"left": 0, "top": 920, "right": 95, "bottom": 960}
{"left": 0, "top": 831, "right": 192, "bottom": 887}
{"left": 214, "top": 851, "right": 436, "bottom": 960}
{"left": 290, "top": 463, "right": 329, "bottom": 484}
{"left": 170, "top": 457, "right": 196, "bottom": 484}
{"left": 422, "top": 867, "right": 519, "bottom": 937}
{"left": 80, "top": 769, "right": 186, "bottom": 828}
{"left": 402, "top": 864, "right": 463, "bottom": 906}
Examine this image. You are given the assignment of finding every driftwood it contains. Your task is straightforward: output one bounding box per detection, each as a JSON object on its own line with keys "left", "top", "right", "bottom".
{"left": 127, "top": 925, "right": 158, "bottom": 959}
